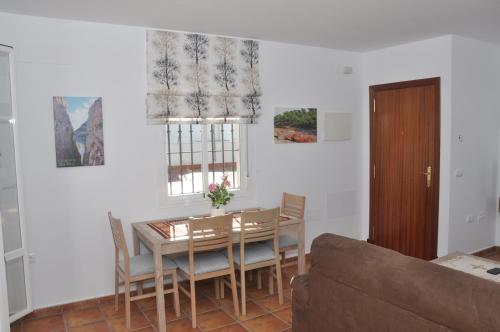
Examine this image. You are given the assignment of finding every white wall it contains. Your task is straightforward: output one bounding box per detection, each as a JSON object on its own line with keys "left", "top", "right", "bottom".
{"left": 256, "top": 43, "right": 362, "bottom": 243}
{"left": 362, "top": 36, "right": 453, "bottom": 256}
{"left": 0, "top": 12, "right": 363, "bottom": 308}
{"left": 449, "top": 36, "right": 500, "bottom": 253}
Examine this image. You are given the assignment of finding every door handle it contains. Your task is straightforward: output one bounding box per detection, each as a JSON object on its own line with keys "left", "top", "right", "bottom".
{"left": 423, "top": 166, "right": 432, "bottom": 188}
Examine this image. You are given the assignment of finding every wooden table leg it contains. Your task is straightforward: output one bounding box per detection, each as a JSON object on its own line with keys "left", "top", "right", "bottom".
{"left": 297, "top": 219, "right": 306, "bottom": 274}
{"left": 133, "top": 228, "right": 143, "bottom": 295}
{"left": 154, "top": 246, "right": 167, "bottom": 332}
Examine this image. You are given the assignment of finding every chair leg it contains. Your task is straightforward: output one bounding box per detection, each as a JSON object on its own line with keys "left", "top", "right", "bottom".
{"left": 240, "top": 269, "right": 247, "bottom": 316}
{"left": 268, "top": 266, "right": 274, "bottom": 295}
{"left": 114, "top": 269, "right": 119, "bottom": 311}
{"left": 257, "top": 270, "right": 262, "bottom": 289}
{"left": 215, "top": 278, "right": 220, "bottom": 300}
{"left": 124, "top": 278, "right": 131, "bottom": 330}
{"left": 230, "top": 269, "right": 240, "bottom": 318}
{"left": 220, "top": 278, "right": 225, "bottom": 299}
{"left": 190, "top": 279, "right": 197, "bottom": 328}
{"left": 276, "top": 262, "right": 284, "bottom": 305}
{"left": 172, "top": 271, "right": 181, "bottom": 318}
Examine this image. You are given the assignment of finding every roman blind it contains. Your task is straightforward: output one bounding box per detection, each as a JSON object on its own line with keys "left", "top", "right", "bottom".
{"left": 146, "top": 30, "right": 262, "bottom": 124}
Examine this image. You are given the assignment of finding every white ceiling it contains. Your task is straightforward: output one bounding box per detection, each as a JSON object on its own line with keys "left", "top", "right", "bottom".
{"left": 0, "top": 0, "right": 499, "bottom": 51}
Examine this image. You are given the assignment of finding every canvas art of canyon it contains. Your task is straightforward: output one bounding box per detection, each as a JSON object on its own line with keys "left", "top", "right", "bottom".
{"left": 53, "top": 96, "right": 104, "bottom": 167}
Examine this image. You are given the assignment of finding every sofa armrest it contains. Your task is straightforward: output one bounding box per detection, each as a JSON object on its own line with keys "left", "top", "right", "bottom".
{"left": 292, "top": 274, "right": 309, "bottom": 322}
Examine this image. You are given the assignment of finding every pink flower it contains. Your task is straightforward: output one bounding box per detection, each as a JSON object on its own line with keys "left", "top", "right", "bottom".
{"left": 208, "top": 183, "right": 218, "bottom": 193}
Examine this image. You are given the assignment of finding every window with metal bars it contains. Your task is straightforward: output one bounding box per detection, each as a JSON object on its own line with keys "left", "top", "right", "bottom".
{"left": 165, "top": 123, "right": 242, "bottom": 197}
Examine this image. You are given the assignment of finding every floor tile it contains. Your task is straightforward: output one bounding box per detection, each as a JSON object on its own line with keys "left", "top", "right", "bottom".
{"left": 208, "top": 323, "right": 248, "bottom": 332}
{"left": 64, "top": 307, "right": 104, "bottom": 328}
{"left": 254, "top": 295, "right": 290, "bottom": 312}
{"left": 135, "top": 297, "right": 158, "bottom": 311}
{"left": 23, "top": 315, "right": 65, "bottom": 332}
{"left": 485, "top": 253, "right": 500, "bottom": 262}
{"left": 63, "top": 299, "right": 99, "bottom": 312}
{"left": 100, "top": 301, "right": 139, "bottom": 318}
{"left": 196, "top": 309, "right": 235, "bottom": 331}
{"left": 143, "top": 305, "right": 184, "bottom": 325}
{"left": 107, "top": 312, "right": 150, "bottom": 332}
{"left": 24, "top": 305, "right": 63, "bottom": 320}
{"left": 197, "top": 281, "right": 218, "bottom": 297}
{"left": 134, "top": 327, "right": 156, "bottom": 332}
{"left": 245, "top": 286, "right": 271, "bottom": 300}
{"left": 181, "top": 295, "right": 218, "bottom": 315}
{"left": 212, "top": 294, "right": 239, "bottom": 311}
{"left": 273, "top": 307, "right": 292, "bottom": 324}
{"left": 99, "top": 294, "right": 124, "bottom": 305}
{"left": 166, "top": 292, "right": 189, "bottom": 304}
{"left": 108, "top": 312, "right": 151, "bottom": 332}
{"left": 163, "top": 318, "right": 201, "bottom": 332}
{"left": 225, "top": 301, "right": 267, "bottom": 321}
{"left": 9, "top": 322, "right": 22, "bottom": 332}
{"left": 67, "top": 321, "right": 109, "bottom": 332}
{"left": 242, "top": 314, "right": 289, "bottom": 332}
{"left": 283, "top": 288, "right": 292, "bottom": 301}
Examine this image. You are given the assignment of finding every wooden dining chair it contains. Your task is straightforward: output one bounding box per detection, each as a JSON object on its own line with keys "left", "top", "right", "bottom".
{"left": 108, "top": 212, "right": 180, "bottom": 329}
{"left": 174, "top": 214, "right": 240, "bottom": 328}
{"left": 278, "top": 192, "right": 306, "bottom": 268}
{"left": 231, "top": 207, "right": 284, "bottom": 316}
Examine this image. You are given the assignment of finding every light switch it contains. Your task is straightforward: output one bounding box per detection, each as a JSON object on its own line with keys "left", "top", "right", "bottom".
{"left": 454, "top": 169, "right": 463, "bottom": 178}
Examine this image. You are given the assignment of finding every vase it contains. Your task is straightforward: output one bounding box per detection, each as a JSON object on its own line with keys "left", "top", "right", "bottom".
{"left": 210, "top": 207, "right": 226, "bottom": 217}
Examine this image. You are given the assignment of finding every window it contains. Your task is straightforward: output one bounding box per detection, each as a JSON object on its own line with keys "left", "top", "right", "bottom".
{"left": 166, "top": 123, "right": 243, "bottom": 197}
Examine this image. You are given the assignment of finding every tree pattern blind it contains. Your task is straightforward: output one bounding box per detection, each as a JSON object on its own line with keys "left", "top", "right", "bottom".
{"left": 146, "top": 30, "right": 261, "bottom": 124}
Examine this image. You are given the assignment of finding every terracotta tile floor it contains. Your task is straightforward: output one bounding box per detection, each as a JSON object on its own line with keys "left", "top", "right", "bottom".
{"left": 11, "top": 266, "right": 304, "bottom": 332}
{"left": 481, "top": 252, "right": 500, "bottom": 262}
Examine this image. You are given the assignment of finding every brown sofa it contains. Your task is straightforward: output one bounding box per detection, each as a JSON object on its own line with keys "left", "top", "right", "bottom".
{"left": 292, "top": 233, "right": 500, "bottom": 332}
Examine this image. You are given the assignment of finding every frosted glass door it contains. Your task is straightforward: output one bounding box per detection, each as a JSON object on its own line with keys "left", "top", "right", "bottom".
{"left": 0, "top": 46, "right": 31, "bottom": 324}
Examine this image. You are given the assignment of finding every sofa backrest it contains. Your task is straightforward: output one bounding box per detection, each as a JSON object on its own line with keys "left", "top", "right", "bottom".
{"left": 310, "top": 233, "right": 500, "bottom": 332}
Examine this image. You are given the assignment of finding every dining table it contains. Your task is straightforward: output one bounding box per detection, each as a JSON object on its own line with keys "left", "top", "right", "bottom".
{"left": 131, "top": 209, "right": 305, "bottom": 332}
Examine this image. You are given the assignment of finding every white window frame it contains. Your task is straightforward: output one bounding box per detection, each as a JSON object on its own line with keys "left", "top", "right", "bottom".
{"left": 159, "top": 123, "right": 249, "bottom": 207}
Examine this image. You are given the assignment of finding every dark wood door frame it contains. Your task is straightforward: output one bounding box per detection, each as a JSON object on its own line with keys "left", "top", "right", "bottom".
{"left": 368, "top": 77, "right": 441, "bottom": 259}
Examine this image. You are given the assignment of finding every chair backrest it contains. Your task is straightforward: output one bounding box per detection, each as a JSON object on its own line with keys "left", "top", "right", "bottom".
{"left": 187, "top": 214, "right": 234, "bottom": 275}
{"left": 188, "top": 214, "right": 234, "bottom": 253}
{"left": 240, "top": 207, "right": 280, "bottom": 246}
{"left": 108, "top": 212, "right": 129, "bottom": 263}
{"left": 281, "top": 192, "right": 306, "bottom": 219}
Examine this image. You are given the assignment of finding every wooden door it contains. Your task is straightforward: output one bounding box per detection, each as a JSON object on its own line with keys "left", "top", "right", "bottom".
{"left": 369, "top": 78, "right": 440, "bottom": 260}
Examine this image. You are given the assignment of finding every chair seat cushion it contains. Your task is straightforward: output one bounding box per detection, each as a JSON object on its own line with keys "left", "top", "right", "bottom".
{"left": 233, "top": 243, "right": 276, "bottom": 265}
{"left": 174, "top": 252, "right": 230, "bottom": 275}
{"left": 119, "top": 254, "right": 177, "bottom": 277}
{"left": 265, "top": 235, "right": 298, "bottom": 249}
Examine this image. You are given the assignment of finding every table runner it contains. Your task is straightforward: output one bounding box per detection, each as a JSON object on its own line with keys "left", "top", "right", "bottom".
{"left": 148, "top": 213, "right": 290, "bottom": 239}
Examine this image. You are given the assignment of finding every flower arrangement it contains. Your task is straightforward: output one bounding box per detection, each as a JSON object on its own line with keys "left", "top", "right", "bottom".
{"left": 207, "top": 174, "right": 234, "bottom": 209}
